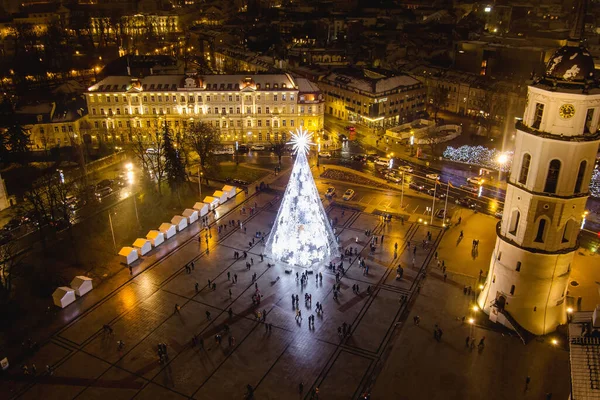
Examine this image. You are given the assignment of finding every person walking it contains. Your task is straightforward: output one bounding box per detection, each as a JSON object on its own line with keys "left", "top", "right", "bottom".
{"left": 195, "top": 282, "right": 199, "bottom": 292}
{"left": 525, "top": 376, "right": 531, "bottom": 391}
{"left": 229, "top": 289, "right": 232, "bottom": 298}
{"left": 227, "top": 271, "right": 231, "bottom": 281}
{"left": 478, "top": 336, "right": 486, "bottom": 349}
{"left": 206, "top": 310, "right": 211, "bottom": 320}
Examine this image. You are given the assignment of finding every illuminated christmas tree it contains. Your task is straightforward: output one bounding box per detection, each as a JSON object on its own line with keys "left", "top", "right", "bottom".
{"left": 265, "top": 128, "right": 339, "bottom": 267}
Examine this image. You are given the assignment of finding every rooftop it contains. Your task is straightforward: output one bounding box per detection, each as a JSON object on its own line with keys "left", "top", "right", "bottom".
{"left": 88, "top": 74, "right": 299, "bottom": 93}
{"left": 321, "top": 67, "right": 421, "bottom": 95}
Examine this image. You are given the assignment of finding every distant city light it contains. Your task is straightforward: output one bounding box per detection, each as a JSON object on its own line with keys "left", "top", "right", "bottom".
{"left": 484, "top": 6, "right": 492, "bottom": 12}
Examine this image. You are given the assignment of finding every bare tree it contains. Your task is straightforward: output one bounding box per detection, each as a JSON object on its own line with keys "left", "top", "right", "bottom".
{"left": 430, "top": 85, "right": 450, "bottom": 123}
{"left": 131, "top": 127, "right": 166, "bottom": 195}
{"left": 185, "top": 123, "right": 220, "bottom": 182}
{"left": 270, "top": 138, "right": 287, "bottom": 165}
{"left": 0, "top": 242, "right": 26, "bottom": 301}
{"left": 475, "top": 91, "right": 507, "bottom": 137}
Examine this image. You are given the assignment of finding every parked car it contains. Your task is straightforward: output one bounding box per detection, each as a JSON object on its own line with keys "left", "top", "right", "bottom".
{"left": 3, "top": 218, "right": 23, "bottom": 232}
{"left": 232, "top": 178, "right": 249, "bottom": 185}
{"left": 426, "top": 188, "right": 446, "bottom": 199}
{"left": 399, "top": 165, "right": 414, "bottom": 173}
{"left": 426, "top": 173, "right": 440, "bottom": 180}
{"left": 212, "top": 147, "right": 235, "bottom": 155}
{"left": 495, "top": 209, "right": 504, "bottom": 219}
{"left": 325, "top": 187, "right": 336, "bottom": 198}
{"left": 467, "top": 176, "right": 485, "bottom": 185}
{"left": 96, "top": 186, "right": 113, "bottom": 199}
{"left": 96, "top": 179, "right": 114, "bottom": 190}
{"left": 435, "top": 209, "right": 447, "bottom": 219}
{"left": 375, "top": 157, "right": 390, "bottom": 166}
{"left": 456, "top": 198, "right": 477, "bottom": 209}
{"left": 386, "top": 173, "right": 402, "bottom": 183}
{"left": 461, "top": 184, "right": 480, "bottom": 194}
{"left": 351, "top": 154, "right": 366, "bottom": 162}
{"left": 342, "top": 189, "right": 355, "bottom": 201}
{"left": 251, "top": 145, "right": 265, "bottom": 151}
{"left": 318, "top": 152, "right": 332, "bottom": 158}
{"left": 409, "top": 182, "right": 425, "bottom": 192}
{"left": 366, "top": 154, "right": 378, "bottom": 162}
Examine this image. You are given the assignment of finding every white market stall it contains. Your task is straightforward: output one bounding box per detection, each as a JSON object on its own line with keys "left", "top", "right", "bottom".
{"left": 159, "top": 223, "right": 176, "bottom": 239}
{"left": 203, "top": 196, "right": 220, "bottom": 210}
{"left": 182, "top": 208, "right": 199, "bottom": 224}
{"left": 213, "top": 190, "right": 228, "bottom": 203}
{"left": 70, "top": 276, "right": 93, "bottom": 297}
{"left": 193, "top": 202, "right": 209, "bottom": 217}
{"left": 222, "top": 185, "right": 237, "bottom": 199}
{"left": 52, "top": 287, "right": 76, "bottom": 308}
{"left": 171, "top": 215, "right": 188, "bottom": 232}
{"left": 119, "top": 246, "right": 139, "bottom": 265}
{"left": 146, "top": 230, "right": 165, "bottom": 247}
{"left": 133, "top": 238, "right": 152, "bottom": 256}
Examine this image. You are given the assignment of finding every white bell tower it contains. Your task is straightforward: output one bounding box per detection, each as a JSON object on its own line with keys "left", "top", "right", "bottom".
{"left": 477, "top": 2, "right": 600, "bottom": 335}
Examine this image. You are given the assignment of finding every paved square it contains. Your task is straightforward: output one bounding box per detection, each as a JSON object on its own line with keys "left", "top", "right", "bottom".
{"left": 6, "top": 190, "right": 437, "bottom": 399}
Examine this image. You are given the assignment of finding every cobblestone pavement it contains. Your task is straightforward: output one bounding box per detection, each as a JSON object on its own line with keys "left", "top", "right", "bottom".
{"left": 2, "top": 189, "right": 441, "bottom": 399}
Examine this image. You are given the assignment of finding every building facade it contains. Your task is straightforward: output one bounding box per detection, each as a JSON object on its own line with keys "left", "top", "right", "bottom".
{"left": 85, "top": 74, "right": 324, "bottom": 144}
{"left": 477, "top": 41, "right": 600, "bottom": 335}
{"left": 317, "top": 68, "right": 426, "bottom": 128}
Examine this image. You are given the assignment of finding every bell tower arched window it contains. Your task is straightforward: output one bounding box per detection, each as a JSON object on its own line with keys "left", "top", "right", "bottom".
{"left": 518, "top": 154, "right": 531, "bottom": 185}
{"left": 544, "top": 159, "right": 561, "bottom": 194}
{"left": 509, "top": 210, "right": 520, "bottom": 235}
{"left": 574, "top": 160, "right": 587, "bottom": 194}
{"left": 534, "top": 219, "right": 547, "bottom": 243}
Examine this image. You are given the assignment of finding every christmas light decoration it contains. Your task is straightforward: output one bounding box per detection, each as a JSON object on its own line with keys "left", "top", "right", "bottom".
{"left": 265, "top": 128, "right": 339, "bottom": 267}
{"left": 443, "top": 145, "right": 513, "bottom": 172}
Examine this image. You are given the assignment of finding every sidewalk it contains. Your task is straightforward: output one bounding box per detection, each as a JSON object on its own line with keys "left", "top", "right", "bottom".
{"left": 0, "top": 162, "right": 291, "bottom": 371}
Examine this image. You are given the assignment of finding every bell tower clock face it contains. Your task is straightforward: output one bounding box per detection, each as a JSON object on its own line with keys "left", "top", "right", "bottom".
{"left": 559, "top": 104, "right": 575, "bottom": 119}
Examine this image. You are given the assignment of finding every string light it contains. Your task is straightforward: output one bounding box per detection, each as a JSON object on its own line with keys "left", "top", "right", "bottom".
{"left": 443, "top": 145, "right": 513, "bottom": 172}
{"left": 265, "top": 128, "right": 339, "bottom": 267}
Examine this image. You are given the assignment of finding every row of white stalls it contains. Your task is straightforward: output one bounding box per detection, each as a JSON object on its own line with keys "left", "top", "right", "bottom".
{"left": 52, "top": 276, "right": 93, "bottom": 308}
{"left": 118, "top": 185, "right": 239, "bottom": 265}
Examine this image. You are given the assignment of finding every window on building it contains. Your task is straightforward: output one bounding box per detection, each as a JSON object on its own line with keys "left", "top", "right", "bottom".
{"left": 115, "top": 96, "right": 119, "bottom": 103}
{"left": 236, "top": 95, "right": 240, "bottom": 102}
{"left": 214, "top": 107, "right": 219, "bottom": 114}
{"left": 291, "top": 94, "right": 295, "bottom": 101}
{"left": 118, "top": 121, "right": 122, "bottom": 128}
{"left": 585, "top": 108, "right": 595, "bottom": 133}
{"left": 266, "top": 133, "right": 271, "bottom": 141}
{"left": 237, "top": 120, "right": 242, "bottom": 127}
{"left": 236, "top": 107, "right": 240, "bottom": 114}
{"left": 510, "top": 285, "right": 515, "bottom": 295}
{"left": 291, "top": 120, "right": 295, "bottom": 127}
{"left": 266, "top": 120, "right": 270, "bottom": 127}
{"left": 258, "top": 132, "right": 262, "bottom": 141}
{"left": 274, "top": 95, "right": 278, "bottom": 101}
{"left": 100, "top": 108, "right": 105, "bottom": 115}
{"left": 94, "top": 121, "right": 99, "bottom": 128}
{"left": 266, "top": 107, "right": 270, "bottom": 113}
{"left": 228, "top": 95, "right": 233, "bottom": 101}
{"left": 106, "top": 96, "right": 111, "bottom": 103}
{"left": 282, "top": 120, "right": 286, "bottom": 127}
{"left": 143, "top": 96, "right": 148, "bottom": 102}
{"left": 534, "top": 219, "right": 547, "bottom": 243}
{"left": 92, "top": 109, "right": 97, "bottom": 115}
{"left": 229, "top": 107, "right": 233, "bottom": 114}
{"left": 221, "top": 107, "right": 226, "bottom": 114}
{"left": 574, "top": 160, "right": 587, "bottom": 193}
{"left": 516, "top": 262, "right": 521, "bottom": 272}
{"left": 282, "top": 94, "right": 286, "bottom": 101}
{"left": 282, "top": 132, "right": 287, "bottom": 141}
{"left": 246, "top": 107, "right": 252, "bottom": 114}
{"left": 206, "top": 95, "right": 211, "bottom": 102}
{"left": 258, "top": 120, "right": 262, "bottom": 127}
{"left": 247, "top": 120, "right": 252, "bottom": 127}
{"left": 544, "top": 159, "right": 561, "bottom": 194}
{"left": 532, "top": 103, "right": 544, "bottom": 129}
{"left": 258, "top": 107, "right": 262, "bottom": 114}
{"left": 562, "top": 219, "right": 576, "bottom": 243}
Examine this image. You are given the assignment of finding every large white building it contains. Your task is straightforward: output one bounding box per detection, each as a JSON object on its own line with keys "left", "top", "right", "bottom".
{"left": 85, "top": 74, "right": 324, "bottom": 145}
{"left": 477, "top": 38, "right": 600, "bottom": 335}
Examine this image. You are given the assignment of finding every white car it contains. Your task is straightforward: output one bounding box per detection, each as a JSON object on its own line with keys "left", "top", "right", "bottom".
{"left": 212, "top": 147, "right": 234, "bottom": 155}
{"left": 375, "top": 157, "right": 390, "bottom": 166}
{"left": 426, "top": 173, "right": 440, "bottom": 180}
{"left": 399, "top": 165, "right": 414, "bottom": 173}
{"left": 342, "top": 189, "right": 355, "bottom": 201}
{"left": 318, "top": 152, "right": 332, "bottom": 158}
{"left": 325, "top": 187, "right": 336, "bottom": 198}
{"left": 385, "top": 173, "right": 402, "bottom": 183}
{"left": 467, "top": 176, "right": 485, "bottom": 185}
{"left": 251, "top": 145, "right": 265, "bottom": 151}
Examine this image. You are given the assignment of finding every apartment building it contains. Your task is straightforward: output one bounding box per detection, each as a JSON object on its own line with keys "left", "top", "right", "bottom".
{"left": 317, "top": 67, "right": 427, "bottom": 128}
{"left": 85, "top": 73, "right": 324, "bottom": 144}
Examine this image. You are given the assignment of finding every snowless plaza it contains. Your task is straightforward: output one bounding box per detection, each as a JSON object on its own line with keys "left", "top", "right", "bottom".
{"left": 4, "top": 131, "right": 569, "bottom": 399}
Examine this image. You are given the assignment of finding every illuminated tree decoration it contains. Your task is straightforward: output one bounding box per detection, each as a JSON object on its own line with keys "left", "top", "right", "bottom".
{"left": 265, "top": 128, "right": 340, "bottom": 267}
